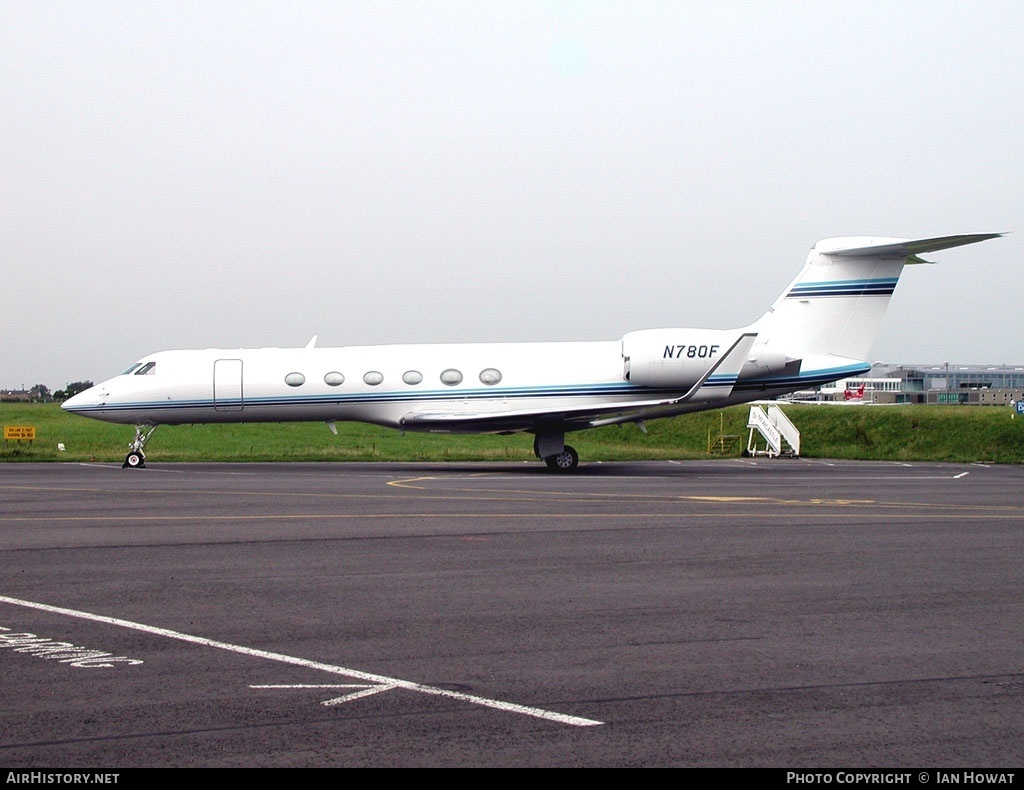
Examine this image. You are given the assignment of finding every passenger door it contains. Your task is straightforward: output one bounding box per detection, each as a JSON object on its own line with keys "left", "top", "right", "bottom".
{"left": 213, "top": 358, "right": 244, "bottom": 412}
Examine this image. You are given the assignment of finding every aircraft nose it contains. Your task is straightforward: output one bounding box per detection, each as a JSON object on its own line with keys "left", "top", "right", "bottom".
{"left": 62, "top": 385, "right": 108, "bottom": 414}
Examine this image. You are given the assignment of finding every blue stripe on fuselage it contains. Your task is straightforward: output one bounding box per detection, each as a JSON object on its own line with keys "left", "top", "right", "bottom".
{"left": 787, "top": 278, "right": 897, "bottom": 299}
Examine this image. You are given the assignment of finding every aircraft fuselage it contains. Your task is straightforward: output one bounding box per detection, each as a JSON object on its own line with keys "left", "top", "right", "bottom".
{"left": 65, "top": 334, "right": 799, "bottom": 431}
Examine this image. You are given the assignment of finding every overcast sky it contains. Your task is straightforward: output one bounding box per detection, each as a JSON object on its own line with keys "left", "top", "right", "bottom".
{"left": 3, "top": 1, "right": 1021, "bottom": 390}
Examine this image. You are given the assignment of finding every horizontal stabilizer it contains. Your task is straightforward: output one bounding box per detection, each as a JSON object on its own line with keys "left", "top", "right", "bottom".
{"left": 822, "top": 233, "right": 1004, "bottom": 263}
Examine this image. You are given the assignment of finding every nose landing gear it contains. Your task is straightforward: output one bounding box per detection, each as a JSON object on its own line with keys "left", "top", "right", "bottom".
{"left": 123, "top": 424, "right": 158, "bottom": 469}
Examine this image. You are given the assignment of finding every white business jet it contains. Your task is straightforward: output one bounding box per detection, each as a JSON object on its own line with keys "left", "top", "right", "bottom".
{"left": 63, "top": 233, "right": 1001, "bottom": 470}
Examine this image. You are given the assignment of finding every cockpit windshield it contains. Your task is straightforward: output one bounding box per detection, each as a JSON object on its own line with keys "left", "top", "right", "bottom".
{"left": 121, "top": 362, "right": 156, "bottom": 375}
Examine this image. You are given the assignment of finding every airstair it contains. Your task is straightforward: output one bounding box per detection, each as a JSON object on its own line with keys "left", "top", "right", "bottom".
{"left": 746, "top": 404, "right": 800, "bottom": 458}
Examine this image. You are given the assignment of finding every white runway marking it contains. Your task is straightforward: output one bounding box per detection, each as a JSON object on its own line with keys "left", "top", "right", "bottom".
{"left": 320, "top": 685, "right": 400, "bottom": 706}
{"left": 250, "top": 682, "right": 399, "bottom": 706}
{"left": 0, "top": 594, "right": 603, "bottom": 727}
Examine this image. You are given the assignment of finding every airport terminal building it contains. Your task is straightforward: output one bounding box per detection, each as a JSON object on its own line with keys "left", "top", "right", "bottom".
{"left": 817, "top": 363, "right": 1024, "bottom": 406}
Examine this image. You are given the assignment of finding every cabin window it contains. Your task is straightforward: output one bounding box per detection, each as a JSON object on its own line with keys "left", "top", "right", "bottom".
{"left": 479, "top": 368, "right": 502, "bottom": 385}
{"left": 363, "top": 371, "right": 384, "bottom": 386}
{"left": 402, "top": 370, "right": 423, "bottom": 385}
{"left": 285, "top": 372, "right": 306, "bottom": 387}
{"left": 324, "top": 371, "right": 345, "bottom": 386}
{"left": 440, "top": 368, "right": 463, "bottom": 386}
{"left": 135, "top": 362, "right": 157, "bottom": 375}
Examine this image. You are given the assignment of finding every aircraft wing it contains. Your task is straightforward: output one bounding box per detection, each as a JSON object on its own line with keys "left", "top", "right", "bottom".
{"left": 399, "top": 394, "right": 681, "bottom": 434}
{"left": 399, "top": 333, "right": 758, "bottom": 433}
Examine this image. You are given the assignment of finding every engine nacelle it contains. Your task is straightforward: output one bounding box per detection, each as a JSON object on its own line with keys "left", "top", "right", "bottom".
{"left": 621, "top": 328, "right": 740, "bottom": 388}
{"left": 740, "top": 348, "right": 799, "bottom": 380}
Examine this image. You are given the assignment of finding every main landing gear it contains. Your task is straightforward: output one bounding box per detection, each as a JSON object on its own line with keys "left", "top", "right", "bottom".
{"left": 123, "top": 424, "right": 158, "bottom": 469}
{"left": 534, "top": 434, "right": 579, "bottom": 472}
{"left": 544, "top": 445, "right": 579, "bottom": 472}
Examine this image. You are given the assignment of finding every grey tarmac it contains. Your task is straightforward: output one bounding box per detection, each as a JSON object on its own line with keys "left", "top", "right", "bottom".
{"left": 1, "top": 459, "right": 1022, "bottom": 767}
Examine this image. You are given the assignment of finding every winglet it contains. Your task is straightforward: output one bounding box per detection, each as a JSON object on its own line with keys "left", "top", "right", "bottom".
{"left": 676, "top": 332, "right": 758, "bottom": 404}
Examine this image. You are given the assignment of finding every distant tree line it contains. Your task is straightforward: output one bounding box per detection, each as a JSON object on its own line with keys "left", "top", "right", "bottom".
{"left": 0, "top": 382, "right": 93, "bottom": 402}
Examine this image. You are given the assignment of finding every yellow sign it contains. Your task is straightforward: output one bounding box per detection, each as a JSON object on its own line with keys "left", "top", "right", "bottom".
{"left": 4, "top": 426, "right": 36, "bottom": 441}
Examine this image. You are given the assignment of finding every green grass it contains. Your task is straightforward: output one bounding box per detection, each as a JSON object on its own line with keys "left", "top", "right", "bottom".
{"left": 3, "top": 402, "right": 1024, "bottom": 464}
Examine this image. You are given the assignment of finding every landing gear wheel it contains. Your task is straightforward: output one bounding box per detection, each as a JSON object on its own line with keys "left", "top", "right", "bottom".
{"left": 122, "top": 424, "right": 157, "bottom": 469}
{"left": 544, "top": 445, "right": 579, "bottom": 472}
{"left": 123, "top": 451, "right": 145, "bottom": 469}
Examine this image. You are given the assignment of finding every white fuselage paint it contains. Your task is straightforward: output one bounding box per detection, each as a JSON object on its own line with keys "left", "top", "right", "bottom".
{"left": 64, "top": 336, "right": 798, "bottom": 431}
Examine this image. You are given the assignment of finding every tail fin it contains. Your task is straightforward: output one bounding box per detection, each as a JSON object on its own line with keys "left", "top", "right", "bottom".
{"left": 752, "top": 233, "right": 1002, "bottom": 364}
